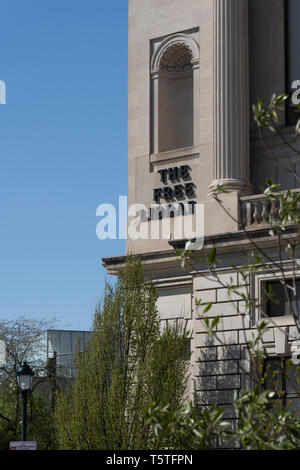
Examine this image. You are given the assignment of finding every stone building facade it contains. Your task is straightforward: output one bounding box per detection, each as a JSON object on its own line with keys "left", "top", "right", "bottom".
{"left": 103, "top": 0, "right": 300, "bottom": 441}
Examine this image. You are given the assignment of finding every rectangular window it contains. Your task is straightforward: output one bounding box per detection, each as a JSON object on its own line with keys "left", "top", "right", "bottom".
{"left": 265, "top": 279, "right": 300, "bottom": 318}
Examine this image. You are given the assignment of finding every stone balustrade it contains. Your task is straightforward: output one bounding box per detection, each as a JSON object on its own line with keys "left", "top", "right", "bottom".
{"left": 240, "top": 189, "right": 300, "bottom": 228}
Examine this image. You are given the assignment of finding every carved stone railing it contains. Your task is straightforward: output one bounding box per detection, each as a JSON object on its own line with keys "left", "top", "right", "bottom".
{"left": 240, "top": 189, "right": 300, "bottom": 229}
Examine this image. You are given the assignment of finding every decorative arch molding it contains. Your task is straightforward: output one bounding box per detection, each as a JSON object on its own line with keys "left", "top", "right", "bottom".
{"left": 151, "top": 33, "right": 199, "bottom": 74}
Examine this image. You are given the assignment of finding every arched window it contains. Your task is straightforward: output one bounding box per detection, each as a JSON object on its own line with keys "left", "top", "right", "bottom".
{"left": 158, "top": 43, "right": 193, "bottom": 153}
{"left": 151, "top": 34, "right": 199, "bottom": 155}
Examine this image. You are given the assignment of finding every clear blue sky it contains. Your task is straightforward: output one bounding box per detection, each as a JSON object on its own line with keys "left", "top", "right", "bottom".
{"left": 0, "top": 1, "right": 128, "bottom": 330}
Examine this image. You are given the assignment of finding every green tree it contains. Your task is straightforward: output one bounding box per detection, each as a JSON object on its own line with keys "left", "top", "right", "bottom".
{"left": 55, "top": 258, "right": 190, "bottom": 450}
{"left": 0, "top": 316, "right": 57, "bottom": 450}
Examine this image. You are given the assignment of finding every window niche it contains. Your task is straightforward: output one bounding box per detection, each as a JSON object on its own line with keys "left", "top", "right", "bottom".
{"left": 150, "top": 33, "right": 199, "bottom": 156}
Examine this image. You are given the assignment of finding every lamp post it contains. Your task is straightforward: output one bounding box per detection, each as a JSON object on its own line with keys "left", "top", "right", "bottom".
{"left": 16, "top": 361, "right": 33, "bottom": 441}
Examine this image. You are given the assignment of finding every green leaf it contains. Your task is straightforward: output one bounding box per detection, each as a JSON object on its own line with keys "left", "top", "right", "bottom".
{"left": 208, "top": 247, "right": 217, "bottom": 264}
{"left": 211, "top": 316, "right": 220, "bottom": 329}
{"left": 203, "top": 302, "right": 212, "bottom": 314}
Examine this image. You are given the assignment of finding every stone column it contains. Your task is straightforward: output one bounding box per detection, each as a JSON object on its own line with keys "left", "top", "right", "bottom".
{"left": 209, "top": 0, "right": 252, "bottom": 195}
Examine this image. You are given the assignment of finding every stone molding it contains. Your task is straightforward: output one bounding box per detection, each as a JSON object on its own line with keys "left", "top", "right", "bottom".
{"left": 150, "top": 32, "right": 199, "bottom": 75}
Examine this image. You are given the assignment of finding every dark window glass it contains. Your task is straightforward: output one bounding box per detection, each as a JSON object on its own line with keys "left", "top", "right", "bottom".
{"left": 264, "top": 358, "right": 300, "bottom": 416}
{"left": 266, "top": 279, "right": 300, "bottom": 317}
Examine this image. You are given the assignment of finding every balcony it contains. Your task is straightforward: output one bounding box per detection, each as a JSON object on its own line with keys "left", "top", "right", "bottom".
{"left": 240, "top": 189, "right": 300, "bottom": 229}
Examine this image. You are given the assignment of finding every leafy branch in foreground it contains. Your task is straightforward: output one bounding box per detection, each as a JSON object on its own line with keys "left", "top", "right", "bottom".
{"left": 146, "top": 388, "right": 300, "bottom": 450}
{"left": 234, "top": 388, "right": 300, "bottom": 450}
{"left": 145, "top": 402, "right": 229, "bottom": 450}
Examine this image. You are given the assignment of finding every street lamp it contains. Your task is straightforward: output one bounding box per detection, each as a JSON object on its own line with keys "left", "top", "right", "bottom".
{"left": 16, "top": 361, "right": 34, "bottom": 441}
